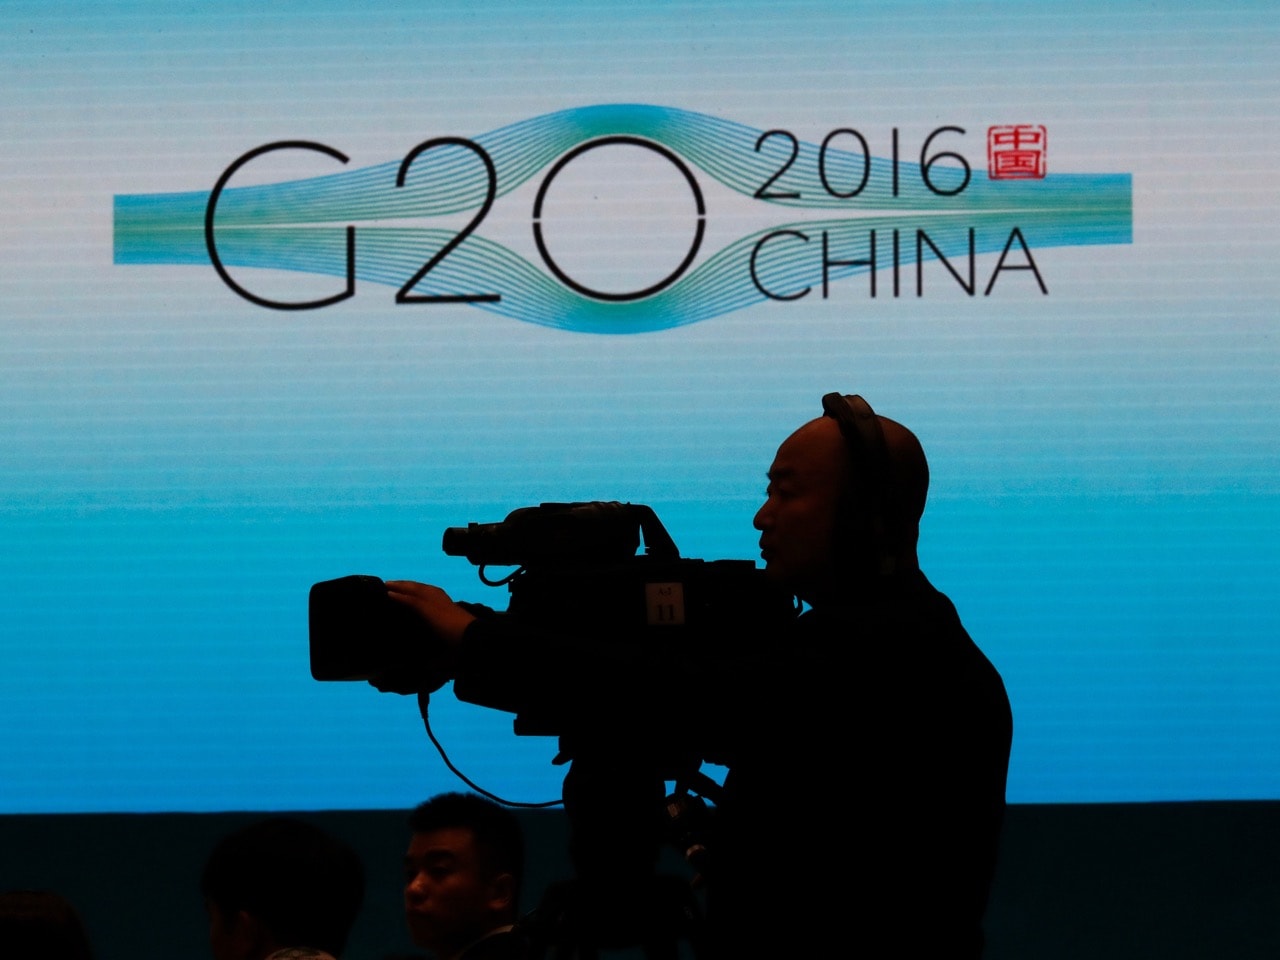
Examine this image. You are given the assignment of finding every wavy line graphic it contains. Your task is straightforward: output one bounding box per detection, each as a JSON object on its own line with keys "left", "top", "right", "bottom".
{"left": 114, "top": 104, "right": 1132, "bottom": 333}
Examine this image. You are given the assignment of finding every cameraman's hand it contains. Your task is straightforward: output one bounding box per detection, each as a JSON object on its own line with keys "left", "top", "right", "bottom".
{"left": 385, "top": 580, "right": 476, "bottom": 646}
{"left": 364, "top": 581, "right": 475, "bottom": 696}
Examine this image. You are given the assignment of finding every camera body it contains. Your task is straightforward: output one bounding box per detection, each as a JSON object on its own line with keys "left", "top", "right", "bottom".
{"left": 309, "top": 502, "right": 798, "bottom": 732}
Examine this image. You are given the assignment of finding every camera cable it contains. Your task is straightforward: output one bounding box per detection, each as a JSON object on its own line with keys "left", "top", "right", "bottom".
{"left": 418, "top": 690, "right": 563, "bottom": 809}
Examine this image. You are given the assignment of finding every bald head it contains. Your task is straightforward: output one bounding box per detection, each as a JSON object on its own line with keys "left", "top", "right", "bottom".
{"left": 754, "top": 397, "right": 929, "bottom": 596}
{"left": 754, "top": 417, "right": 849, "bottom": 598}
{"left": 877, "top": 415, "right": 929, "bottom": 531}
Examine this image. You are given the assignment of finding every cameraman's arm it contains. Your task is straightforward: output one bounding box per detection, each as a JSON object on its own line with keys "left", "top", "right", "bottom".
{"left": 383, "top": 578, "right": 738, "bottom": 745}
{"left": 386, "top": 580, "right": 565, "bottom": 714}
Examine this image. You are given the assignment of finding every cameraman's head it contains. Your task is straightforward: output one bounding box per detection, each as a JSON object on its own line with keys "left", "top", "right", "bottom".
{"left": 403, "top": 793, "right": 522, "bottom": 958}
{"left": 754, "top": 393, "right": 927, "bottom": 599}
{"left": 201, "top": 818, "right": 364, "bottom": 960}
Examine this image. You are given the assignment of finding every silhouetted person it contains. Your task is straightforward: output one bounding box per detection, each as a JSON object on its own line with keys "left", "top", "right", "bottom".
{"left": 201, "top": 818, "right": 365, "bottom": 960}
{"left": 710, "top": 393, "right": 1012, "bottom": 957}
{"left": 403, "top": 793, "right": 525, "bottom": 960}
{"left": 0, "top": 890, "right": 94, "bottom": 960}
{"left": 385, "top": 393, "right": 1011, "bottom": 958}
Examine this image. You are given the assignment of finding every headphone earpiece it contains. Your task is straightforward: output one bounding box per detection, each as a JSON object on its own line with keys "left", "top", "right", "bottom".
{"left": 820, "top": 392, "right": 899, "bottom": 572}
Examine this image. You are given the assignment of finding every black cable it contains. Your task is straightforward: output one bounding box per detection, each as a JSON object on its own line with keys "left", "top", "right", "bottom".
{"left": 478, "top": 564, "right": 523, "bottom": 587}
{"left": 417, "top": 690, "right": 562, "bottom": 809}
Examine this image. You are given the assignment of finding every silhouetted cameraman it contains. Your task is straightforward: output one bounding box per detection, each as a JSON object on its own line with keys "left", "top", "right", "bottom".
{"left": 387, "top": 394, "right": 1011, "bottom": 958}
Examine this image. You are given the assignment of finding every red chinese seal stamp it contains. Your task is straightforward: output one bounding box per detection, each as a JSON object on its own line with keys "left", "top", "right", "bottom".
{"left": 987, "top": 125, "right": 1047, "bottom": 179}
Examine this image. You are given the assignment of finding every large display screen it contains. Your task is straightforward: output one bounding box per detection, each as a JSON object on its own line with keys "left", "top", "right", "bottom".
{"left": 2, "top": 1, "right": 1276, "bottom": 812}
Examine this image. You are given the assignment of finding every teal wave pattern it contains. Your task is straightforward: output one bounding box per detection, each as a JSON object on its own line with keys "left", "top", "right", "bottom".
{"left": 114, "top": 104, "right": 1132, "bottom": 333}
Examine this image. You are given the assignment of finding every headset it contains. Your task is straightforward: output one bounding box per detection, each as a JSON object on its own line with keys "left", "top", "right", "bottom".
{"left": 820, "top": 392, "right": 904, "bottom": 572}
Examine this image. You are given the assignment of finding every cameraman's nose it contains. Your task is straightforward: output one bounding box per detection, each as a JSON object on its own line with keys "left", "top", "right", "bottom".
{"left": 753, "top": 499, "right": 771, "bottom": 530}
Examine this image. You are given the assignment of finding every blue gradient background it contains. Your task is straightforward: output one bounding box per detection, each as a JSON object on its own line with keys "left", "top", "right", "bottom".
{"left": 1, "top": 1, "right": 1277, "bottom": 811}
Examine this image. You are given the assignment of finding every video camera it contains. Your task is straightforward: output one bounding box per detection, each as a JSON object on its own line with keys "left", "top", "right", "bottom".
{"left": 308, "top": 501, "right": 798, "bottom": 740}
{"left": 311, "top": 501, "right": 794, "bottom": 945}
